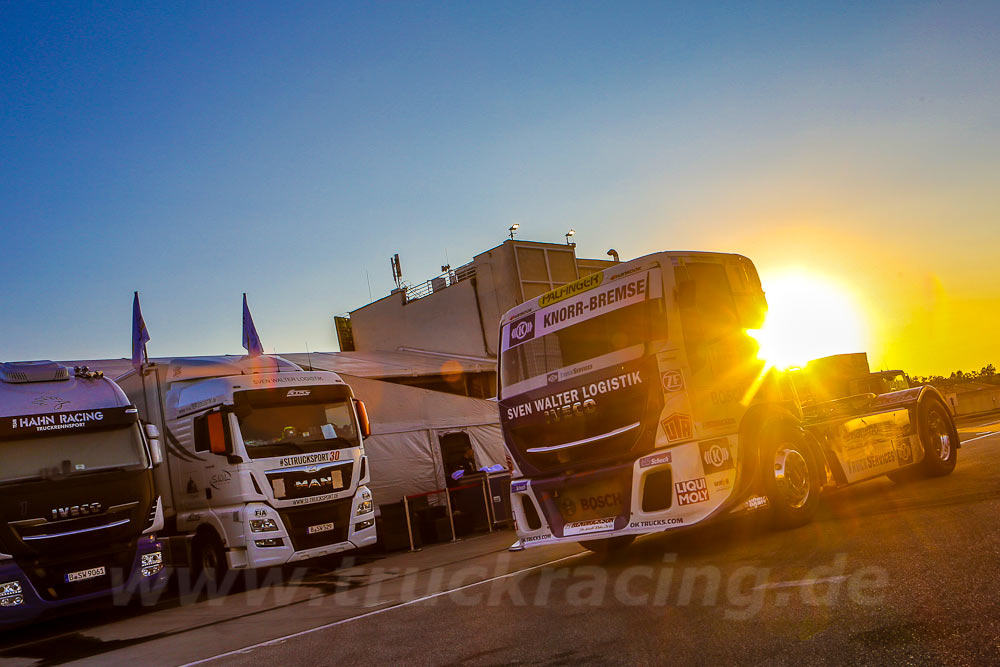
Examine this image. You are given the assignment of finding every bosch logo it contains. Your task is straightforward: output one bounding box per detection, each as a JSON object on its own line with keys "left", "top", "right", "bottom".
{"left": 508, "top": 315, "right": 536, "bottom": 344}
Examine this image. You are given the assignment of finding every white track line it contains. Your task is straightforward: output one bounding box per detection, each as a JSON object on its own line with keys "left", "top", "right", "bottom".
{"left": 961, "top": 431, "right": 999, "bottom": 445}
{"left": 179, "top": 551, "right": 586, "bottom": 666}
{"left": 753, "top": 575, "right": 848, "bottom": 590}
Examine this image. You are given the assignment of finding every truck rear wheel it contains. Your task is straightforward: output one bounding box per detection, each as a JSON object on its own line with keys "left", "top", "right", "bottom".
{"left": 761, "top": 422, "right": 821, "bottom": 529}
{"left": 193, "top": 531, "right": 229, "bottom": 589}
{"left": 580, "top": 535, "right": 635, "bottom": 554}
{"left": 918, "top": 398, "right": 958, "bottom": 477}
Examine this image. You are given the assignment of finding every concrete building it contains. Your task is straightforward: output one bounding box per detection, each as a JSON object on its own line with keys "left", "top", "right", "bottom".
{"left": 340, "top": 239, "right": 617, "bottom": 365}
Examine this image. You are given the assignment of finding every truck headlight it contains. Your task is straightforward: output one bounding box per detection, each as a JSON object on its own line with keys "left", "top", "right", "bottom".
{"left": 250, "top": 518, "right": 279, "bottom": 533}
{"left": 141, "top": 551, "right": 163, "bottom": 567}
{"left": 355, "top": 499, "right": 373, "bottom": 516}
{"left": 0, "top": 595, "right": 24, "bottom": 607}
{"left": 0, "top": 581, "right": 21, "bottom": 597}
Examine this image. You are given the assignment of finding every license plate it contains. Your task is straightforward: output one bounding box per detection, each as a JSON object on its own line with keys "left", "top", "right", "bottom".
{"left": 556, "top": 477, "right": 627, "bottom": 523}
{"left": 307, "top": 522, "right": 335, "bottom": 535}
{"left": 65, "top": 566, "right": 106, "bottom": 583}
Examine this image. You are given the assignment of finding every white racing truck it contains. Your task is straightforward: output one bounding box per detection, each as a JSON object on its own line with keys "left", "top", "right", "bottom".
{"left": 116, "top": 355, "right": 376, "bottom": 581}
{"left": 499, "top": 251, "right": 958, "bottom": 552}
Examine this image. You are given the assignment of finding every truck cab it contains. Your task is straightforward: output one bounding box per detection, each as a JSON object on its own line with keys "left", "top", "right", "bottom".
{"left": 0, "top": 361, "right": 165, "bottom": 625}
{"left": 117, "top": 355, "right": 376, "bottom": 579}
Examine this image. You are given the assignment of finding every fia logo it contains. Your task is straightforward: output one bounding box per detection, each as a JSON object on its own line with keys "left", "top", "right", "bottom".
{"left": 661, "top": 371, "right": 684, "bottom": 392}
{"left": 508, "top": 314, "right": 535, "bottom": 344}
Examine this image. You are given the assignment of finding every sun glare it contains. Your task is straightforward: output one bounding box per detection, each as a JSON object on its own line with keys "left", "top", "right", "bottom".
{"left": 748, "top": 270, "right": 868, "bottom": 371}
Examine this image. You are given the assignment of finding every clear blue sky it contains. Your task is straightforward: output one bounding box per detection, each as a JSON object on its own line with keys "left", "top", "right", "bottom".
{"left": 2, "top": 2, "right": 998, "bottom": 373}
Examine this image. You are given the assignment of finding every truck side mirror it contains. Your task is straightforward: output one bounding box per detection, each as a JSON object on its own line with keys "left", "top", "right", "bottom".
{"left": 354, "top": 398, "right": 371, "bottom": 439}
{"left": 145, "top": 423, "right": 164, "bottom": 466}
{"left": 195, "top": 411, "right": 233, "bottom": 456}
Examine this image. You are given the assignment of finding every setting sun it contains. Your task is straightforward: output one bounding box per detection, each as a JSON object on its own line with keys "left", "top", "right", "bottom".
{"left": 748, "top": 270, "right": 868, "bottom": 370}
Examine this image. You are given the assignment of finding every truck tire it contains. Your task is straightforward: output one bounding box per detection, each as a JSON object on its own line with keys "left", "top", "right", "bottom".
{"left": 193, "top": 531, "right": 229, "bottom": 589}
{"left": 917, "top": 397, "right": 958, "bottom": 477}
{"left": 760, "top": 422, "right": 821, "bottom": 529}
{"left": 580, "top": 535, "right": 635, "bottom": 554}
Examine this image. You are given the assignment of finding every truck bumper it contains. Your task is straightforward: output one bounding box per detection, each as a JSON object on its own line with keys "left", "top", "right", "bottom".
{"left": 511, "top": 435, "right": 769, "bottom": 548}
{"left": 0, "top": 535, "right": 168, "bottom": 627}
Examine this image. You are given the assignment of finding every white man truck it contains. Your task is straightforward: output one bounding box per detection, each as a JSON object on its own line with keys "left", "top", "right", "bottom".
{"left": 0, "top": 361, "right": 166, "bottom": 626}
{"left": 115, "top": 355, "right": 376, "bottom": 581}
{"left": 499, "top": 251, "right": 958, "bottom": 552}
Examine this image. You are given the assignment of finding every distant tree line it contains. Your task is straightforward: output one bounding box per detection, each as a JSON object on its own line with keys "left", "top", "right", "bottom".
{"left": 911, "top": 363, "right": 998, "bottom": 387}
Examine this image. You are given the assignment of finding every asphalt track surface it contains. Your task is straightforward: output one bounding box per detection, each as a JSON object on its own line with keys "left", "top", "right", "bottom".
{"left": 3, "top": 416, "right": 999, "bottom": 666}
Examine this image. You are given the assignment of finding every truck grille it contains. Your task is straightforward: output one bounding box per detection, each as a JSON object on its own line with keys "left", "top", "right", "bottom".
{"left": 266, "top": 461, "right": 354, "bottom": 501}
{"left": 277, "top": 499, "right": 353, "bottom": 552}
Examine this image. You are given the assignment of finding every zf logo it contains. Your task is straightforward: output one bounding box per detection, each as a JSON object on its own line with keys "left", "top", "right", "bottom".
{"left": 508, "top": 314, "right": 535, "bottom": 344}
{"left": 661, "top": 370, "right": 684, "bottom": 392}
{"left": 699, "top": 439, "right": 734, "bottom": 473}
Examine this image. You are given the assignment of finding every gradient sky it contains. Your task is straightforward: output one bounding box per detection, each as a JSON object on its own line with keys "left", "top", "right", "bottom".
{"left": 2, "top": 2, "right": 997, "bottom": 376}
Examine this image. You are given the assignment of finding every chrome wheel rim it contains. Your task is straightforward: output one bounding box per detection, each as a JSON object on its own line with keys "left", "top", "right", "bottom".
{"left": 774, "top": 447, "right": 811, "bottom": 509}
{"left": 927, "top": 410, "right": 952, "bottom": 462}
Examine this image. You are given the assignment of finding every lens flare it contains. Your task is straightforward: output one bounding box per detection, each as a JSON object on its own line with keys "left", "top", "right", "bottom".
{"left": 748, "top": 270, "right": 867, "bottom": 370}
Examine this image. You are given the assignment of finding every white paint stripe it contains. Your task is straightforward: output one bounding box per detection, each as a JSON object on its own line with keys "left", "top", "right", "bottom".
{"left": 179, "top": 551, "right": 587, "bottom": 666}
{"left": 961, "top": 431, "right": 999, "bottom": 444}
{"left": 753, "top": 575, "right": 849, "bottom": 590}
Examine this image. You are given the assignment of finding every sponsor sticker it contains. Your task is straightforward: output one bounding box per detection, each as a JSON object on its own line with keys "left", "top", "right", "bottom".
{"left": 661, "top": 370, "right": 684, "bottom": 392}
{"left": 675, "top": 478, "right": 709, "bottom": 506}
{"left": 287, "top": 389, "right": 311, "bottom": 397}
{"left": 744, "top": 495, "right": 769, "bottom": 511}
{"left": 563, "top": 517, "right": 616, "bottom": 536}
{"left": 522, "top": 532, "right": 552, "bottom": 544}
{"left": 699, "top": 438, "right": 734, "bottom": 474}
{"left": 894, "top": 438, "right": 914, "bottom": 465}
{"left": 508, "top": 313, "right": 536, "bottom": 345}
{"left": 639, "top": 451, "right": 672, "bottom": 468}
{"left": 510, "top": 480, "right": 528, "bottom": 493}
{"left": 662, "top": 413, "right": 693, "bottom": 443}
{"left": 278, "top": 451, "right": 340, "bottom": 467}
{"left": 537, "top": 272, "right": 605, "bottom": 308}
{"left": 628, "top": 517, "right": 684, "bottom": 529}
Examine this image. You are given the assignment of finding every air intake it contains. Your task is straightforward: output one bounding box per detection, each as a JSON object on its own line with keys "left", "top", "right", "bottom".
{"left": 0, "top": 360, "right": 71, "bottom": 384}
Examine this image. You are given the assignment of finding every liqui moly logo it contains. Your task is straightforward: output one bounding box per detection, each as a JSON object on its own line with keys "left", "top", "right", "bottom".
{"left": 675, "top": 478, "right": 708, "bottom": 506}
{"left": 508, "top": 314, "right": 536, "bottom": 345}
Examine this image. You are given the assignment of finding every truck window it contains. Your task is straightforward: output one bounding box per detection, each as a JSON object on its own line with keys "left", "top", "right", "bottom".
{"left": 237, "top": 399, "right": 360, "bottom": 460}
{"left": 500, "top": 298, "right": 665, "bottom": 389}
{"left": 676, "top": 262, "right": 741, "bottom": 377}
{"left": 0, "top": 425, "right": 149, "bottom": 485}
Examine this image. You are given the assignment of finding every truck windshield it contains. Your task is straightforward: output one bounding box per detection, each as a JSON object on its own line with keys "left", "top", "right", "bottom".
{"left": 501, "top": 298, "right": 664, "bottom": 390}
{"left": 0, "top": 425, "right": 149, "bottom": 486}
{"left": 237, "top": 400, "right": 359, "bottom": 460}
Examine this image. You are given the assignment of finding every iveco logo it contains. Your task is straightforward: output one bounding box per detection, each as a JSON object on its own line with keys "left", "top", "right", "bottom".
{"left": 294, "top": 476, "right": 333, "bottom": 490}
{"left": 287, "top": 389, "right": 311, "bottom": 397}
{"left": 50, "top": 502, "right": 102, "bottom": 521}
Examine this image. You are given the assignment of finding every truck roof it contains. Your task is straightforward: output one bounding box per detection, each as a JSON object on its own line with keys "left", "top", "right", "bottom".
{"left": 0, "top": 362, "right": 130, "bottom": 417}
{"left": 114, "top": 354, "right": 304, "bottom": 386}
{"left": 499, "top": 249, "right": 753, "bottom": 326}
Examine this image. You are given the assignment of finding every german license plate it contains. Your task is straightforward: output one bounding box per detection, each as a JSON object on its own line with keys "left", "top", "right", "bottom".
{"left": 556, "top": 477, "right": 627, "bottom": 523}
{"left": 65, "top": 566, "right": 106, "bottom": 583}
{"left": 307, "top": 522, "right": 335, "bottom": 535}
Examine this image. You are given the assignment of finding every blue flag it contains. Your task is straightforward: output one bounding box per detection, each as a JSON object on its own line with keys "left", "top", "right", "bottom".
{"left": 242, "top": 293, "right": 264, "bottom": 357}
{"left": 131, "top": 291, "right": 150, "bottom": 371}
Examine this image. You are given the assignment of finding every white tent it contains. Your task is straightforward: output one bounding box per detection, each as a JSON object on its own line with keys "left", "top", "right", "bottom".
{"left": 341, "top": 375, "right": 504, "bottom": 507}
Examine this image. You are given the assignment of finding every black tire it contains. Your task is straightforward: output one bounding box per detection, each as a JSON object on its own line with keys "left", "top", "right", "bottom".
{"left": 917, "top": 398, "right": 958, "bottom": 477}
{"left": 580, "top": 535, "right": 635, "bottom": 554}
{"left": 759, "top": 421, "right": 821, "bottom": 529}
{"left": 192, "top": 531, "right": 228, "bottom": 589}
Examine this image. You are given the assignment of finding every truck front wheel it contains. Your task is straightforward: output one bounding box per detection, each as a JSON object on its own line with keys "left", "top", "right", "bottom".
{"left": 760, "top": 423, "right": 821, "bottom": 529}
{"left": 918, "top": 398, "right": 958, "bottom": 477}
{"left": 193, "top": 531, "right": 229, "bottom": 589}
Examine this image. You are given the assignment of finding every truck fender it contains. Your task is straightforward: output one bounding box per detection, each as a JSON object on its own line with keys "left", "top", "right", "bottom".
{"left": 739, "top": 406, "right": 826, "bottom": 493}
{"left": 916, "top": 385, "right": 961, "bottom": 450}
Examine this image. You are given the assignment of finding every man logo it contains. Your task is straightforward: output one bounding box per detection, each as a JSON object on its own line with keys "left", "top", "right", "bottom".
{"left": 508, "top": 314, "right": 535, "bottom": 344}
{"left": 698, "top": 439, "right": 735, "bottom": 473}
{"left": 661, "top": 370, "right": 684, "bottom": 392}
{"left": 287, "top": 389, "right": 311, "bottom": 397}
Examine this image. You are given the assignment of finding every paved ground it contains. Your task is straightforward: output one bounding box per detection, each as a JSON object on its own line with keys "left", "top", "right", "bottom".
{"left": 2, "top": 416, "right": 998, "bottom": 666}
